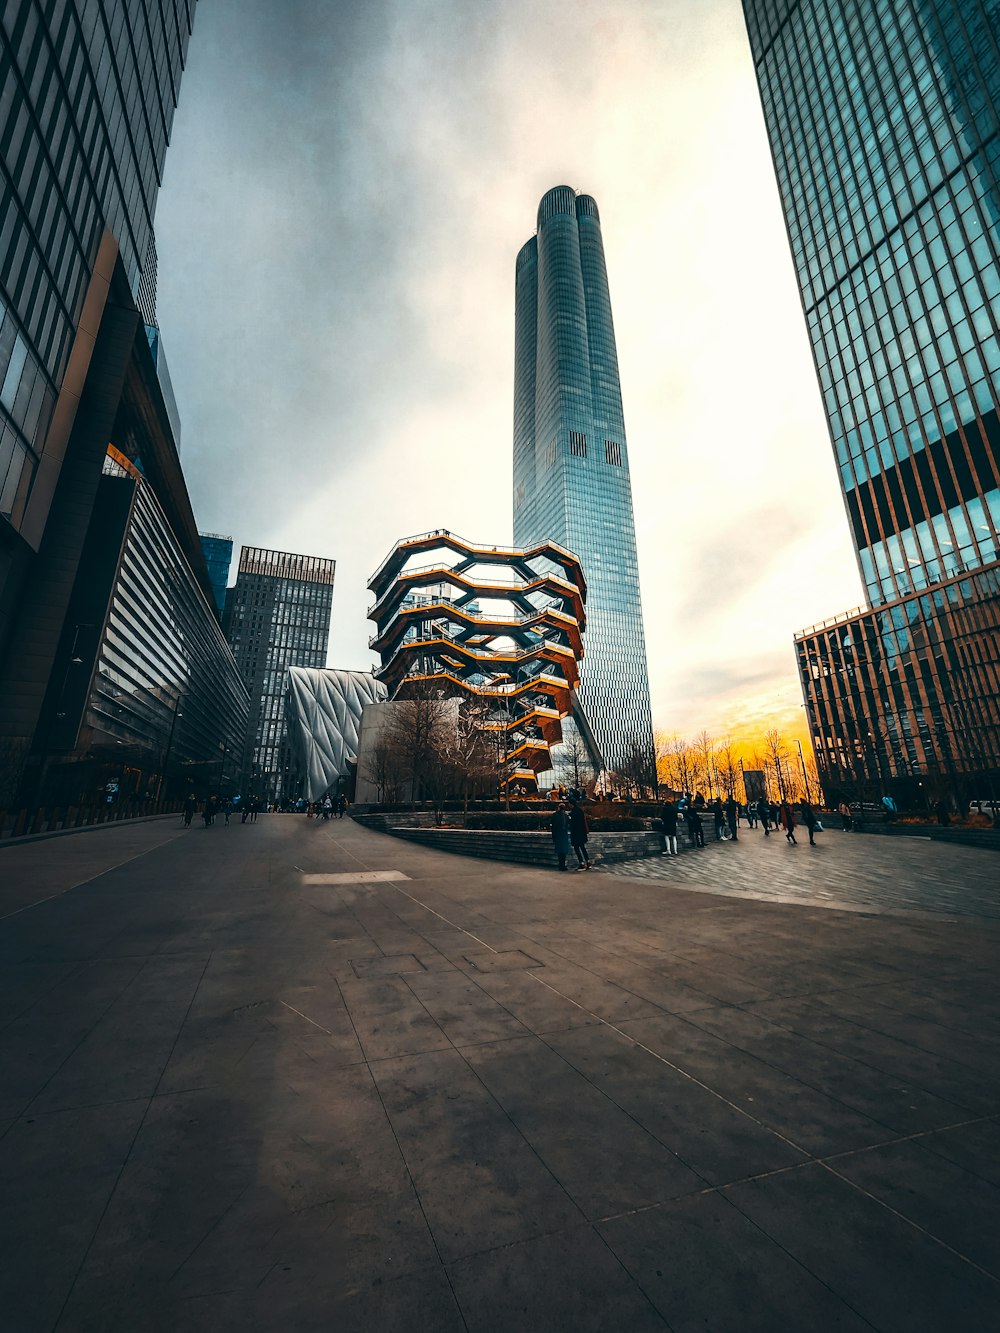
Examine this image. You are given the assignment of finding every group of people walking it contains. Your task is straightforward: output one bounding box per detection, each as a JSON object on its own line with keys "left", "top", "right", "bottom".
{"left": 661, "top": 794, "right": 822, "bottom": 852}
{"left": 305, "top": 795, "right": 349, "bottom": 819}
{"left": 549, "top": 791, "right": 828, "bottom": 869}
{"left": 181, "top": 794, "right": 260, "bottom": 827}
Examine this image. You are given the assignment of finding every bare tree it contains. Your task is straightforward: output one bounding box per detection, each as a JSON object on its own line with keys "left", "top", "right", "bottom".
{"left": 363, "top": 738, "right": 405, "bottom": 803}
{"left": 763, "top": 729, "right": 790, "bottom": 800}
{"left": 384, "top": 684, "right": 456, "bottom": 801}
{"left": 563, "top": 729, "right": 595, "bottom": 792}
{"left": 715, "top": 737, "right": 743, "bottom": 800}
{"left": 693, "top": 730, "right": 715, "bottom": 800}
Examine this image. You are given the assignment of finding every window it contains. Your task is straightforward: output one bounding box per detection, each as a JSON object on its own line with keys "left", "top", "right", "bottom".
{"left": 605, "top": 439, "right": 622, "bottom": 466}
{"left": 569, "top": 431, "right": 587, "bottom": 457}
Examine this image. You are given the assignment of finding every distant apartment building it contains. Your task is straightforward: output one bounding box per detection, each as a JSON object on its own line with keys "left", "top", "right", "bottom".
{"left": 224, "top": 547, "right": 335, "bottom": 801}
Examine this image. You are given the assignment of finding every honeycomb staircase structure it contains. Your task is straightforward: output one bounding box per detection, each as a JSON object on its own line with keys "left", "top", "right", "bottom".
{"left": 367, "top": 531, "right": 590, "bottom": 790}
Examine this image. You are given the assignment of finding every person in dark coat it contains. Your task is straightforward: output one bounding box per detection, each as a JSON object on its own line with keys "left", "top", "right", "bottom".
{"left": 569, "top": 801, "right": 591, "bottom": 870}
{"left": 686, "top": 804, "right": 705, "bottom": 848}
{"left": 660, "top": 799, "right": 678, "bottom": 856}
{"left": 725, "top": 795, "right": 739, "bottom": 841}
{"left": 551, "top": 804, "right": 571, "bottom": 871}
{"left": 712, "top": 797, "right": 726, "bottom": 841}
{"left": 183, "top": 793, "right": 198, "bottom": 827}
{"left": 758, "top": 798, "right": 770, "bottom": 836}
{"left": 780, "top": 799, "right": 797, "bottom": 844}
{"left": 800, "top": 801, "right": 818, "bottom": 845}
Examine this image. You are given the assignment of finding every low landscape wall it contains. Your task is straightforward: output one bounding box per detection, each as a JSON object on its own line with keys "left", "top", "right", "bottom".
{"left": 352, "top": 813, "right": 664, "bottom": 866}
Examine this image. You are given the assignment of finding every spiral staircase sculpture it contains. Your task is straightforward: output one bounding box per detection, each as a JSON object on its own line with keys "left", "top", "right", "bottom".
{"left": 368, "top": 531, "right": 590, "bottom": 790}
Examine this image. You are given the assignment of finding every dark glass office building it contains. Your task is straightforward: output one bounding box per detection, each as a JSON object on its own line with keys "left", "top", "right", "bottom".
{"left": 39, "top": 448, "right": 249, "bottom": 804}
{"left": 744, "top": 0, "right": 1000, "bottom": 801}
{"left": 0, "top": 1, "right": 199, "bottom": 802}
{"left": 513, "top": 186, "right": 654, "bottom": 777}
{"left": 224, "top": 547, "right": 336, "bottom": 802}
{"left": 199, "top": 531, "right": 233, "bottom": 617}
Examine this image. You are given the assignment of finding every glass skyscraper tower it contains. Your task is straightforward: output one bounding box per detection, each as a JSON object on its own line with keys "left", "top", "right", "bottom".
{"left": 224, "top": 547, "right": 335, "bottom": 802}
{"left": 513, "top": 186, "right": 654, "bottom": 777}
{"left": 744, "top": 1, "right": 1000, "bottom": 799}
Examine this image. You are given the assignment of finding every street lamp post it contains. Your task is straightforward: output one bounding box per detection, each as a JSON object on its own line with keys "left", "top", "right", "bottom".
{"left": 795, "top": 739, "right": 811, "bottom": 804}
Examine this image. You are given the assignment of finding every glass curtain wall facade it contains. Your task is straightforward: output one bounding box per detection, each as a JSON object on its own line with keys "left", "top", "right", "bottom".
{"left": 199, "top": 532, "right": 233, "bottom": 617}
{"left": 224, "top": 547, "right": 335, "bottom": 802}
{"left": 39, "top": 449, "right": 249, "bottom": 804}
{"left": 0, "top": 0, "right": 197, "bottom": 800}
{"left": 0, "top": 0, "right": 194, "bottom": 592}
{"left": 513, "top": 186, "right": 654, "bottom": 776}
{"left": 745, "top": 0, "right": 1000, "bottom": 798}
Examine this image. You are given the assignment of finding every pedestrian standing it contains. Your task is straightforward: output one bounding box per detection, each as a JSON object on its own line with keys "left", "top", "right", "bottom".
{"left": 337, "top": 794, "right": 348, "bottom": 819}
{"left": 223, "top": 798, "right": 232, "bottom": 826}
{"left": 712, "top": 797, "right": 726, "bottom": 841}
{"left": 725, "top": 795, "right": 739, "bottom": 841}
{"left": 686, "top": 805, "right": 705, "bottom": 848}
{"left": 747, "top": 800, "right": 757, "bottom": 829}
{"left": 551, "top": 804, "right": 571, "bottom": 871}
{"left": 183, "top": 793, "right": 198, "bottom": 828}
{"left": 660, "top": 798, "right": 678, "bottom": 856}
{"left": 838, "top": 800, "right": 853, "bottom": 831}
{"left": 780, "top": 799, "right": 797, "bottom": 844}
{"left": 569, "top": 800, "right": 591, "bottom": 870}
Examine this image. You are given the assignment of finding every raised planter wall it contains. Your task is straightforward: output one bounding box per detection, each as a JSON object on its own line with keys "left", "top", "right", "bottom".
{"left": 352, "top": 814, "right": 663, "bottom": 867}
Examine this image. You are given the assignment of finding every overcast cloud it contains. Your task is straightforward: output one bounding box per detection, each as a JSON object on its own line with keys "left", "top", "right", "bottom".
{"left": 154, "top": 0, "right": 865, "bottom": 748}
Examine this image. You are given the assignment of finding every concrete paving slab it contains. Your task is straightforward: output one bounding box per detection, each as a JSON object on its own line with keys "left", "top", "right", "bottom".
{"left": 917, "top": 1116, "right": 1000, "bottom": 1185}
{"left": 447, "top": 1224, "right": 668, "bottom": 1331}
{"left": 463, "top": 1034, "right": 704, "bottom": 1216}
{"left": 830, "top": 1137, "right": 1000, "bottom": 1277}
{"left": 619, "top": 1012, "right": 890, "bottom": 1156}
{"left": 338, "top": 975, "right": 453, "bottom": 1061}
{"left": 404, "top": 970, "right": 532, "bottom": 1047}
{"left": 723, "top": 1161, "right": 1000, "bottom": 1331}
{"left": 599, "top": 1190, "right": 874, "bottom": 1332}
{"left": 0, "top": 1100, "right": 148, "bottom": 1333}
{"left": 746, "top": 995, "right": 999, "bottom": 1114}
{"left": 546, "top": 1024, "right": 808, "bottom": 1185}
{"left": 681, "top": 1002, "right": 975, "bottom": 1134}
{"left": 370, "top": 1047, "right": 584, "bottom": 1262}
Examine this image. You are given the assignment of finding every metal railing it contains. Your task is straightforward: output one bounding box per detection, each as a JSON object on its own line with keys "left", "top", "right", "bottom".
{"left": 0, "top": 798, "right": 183, "bottom": 841}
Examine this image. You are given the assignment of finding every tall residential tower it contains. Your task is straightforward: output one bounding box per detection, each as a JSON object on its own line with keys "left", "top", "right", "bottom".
{"left": 744, "top": 0, "right": 1000, "bottom": 799}
{"left": 513, "top": 186, "right": 654, "bottom": 777}
{"left": 224, "top": 546, "right": 335, "bottom": 802}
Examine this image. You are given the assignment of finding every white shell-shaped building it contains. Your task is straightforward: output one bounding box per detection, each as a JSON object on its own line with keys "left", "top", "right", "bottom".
{"left": 285, "top": 667, "right": 387, "bottom": 801}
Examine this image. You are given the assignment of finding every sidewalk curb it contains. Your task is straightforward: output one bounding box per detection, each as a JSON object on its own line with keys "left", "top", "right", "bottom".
{"left": 0, "top": 812, "right": 183, "bottom": 849}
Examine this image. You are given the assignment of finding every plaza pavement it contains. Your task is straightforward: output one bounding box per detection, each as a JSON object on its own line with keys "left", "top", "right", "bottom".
{"left": 1, "top": 813, "right": 999, "bottom": 1331}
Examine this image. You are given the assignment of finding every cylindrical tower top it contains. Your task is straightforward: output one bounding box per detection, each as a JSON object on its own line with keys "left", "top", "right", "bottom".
{"left": 536, "top": 185, "right": 578, "bottom": 227}
{"left": 575, "top": 194, "right": 600, "bottom": 223}
{"left": 516, "top": 236, "right": 538, "bottom": 273}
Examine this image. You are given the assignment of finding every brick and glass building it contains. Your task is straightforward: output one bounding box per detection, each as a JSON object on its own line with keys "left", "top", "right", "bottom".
{"left": 744, "top": 0, "right": 1000, "bottom": 802}
{"left": 224, "top": 547, "right": 335, "bottom": 802}
{"left": 0, "top": 1, "right": 201, "bottom": 803}
{"left": 513, "top": 186, "right": 654, "bottom": 779}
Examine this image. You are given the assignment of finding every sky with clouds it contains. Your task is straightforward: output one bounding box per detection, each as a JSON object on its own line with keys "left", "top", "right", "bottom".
{"left": 154, "top": 0, "right": 866, "bottom": 750}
